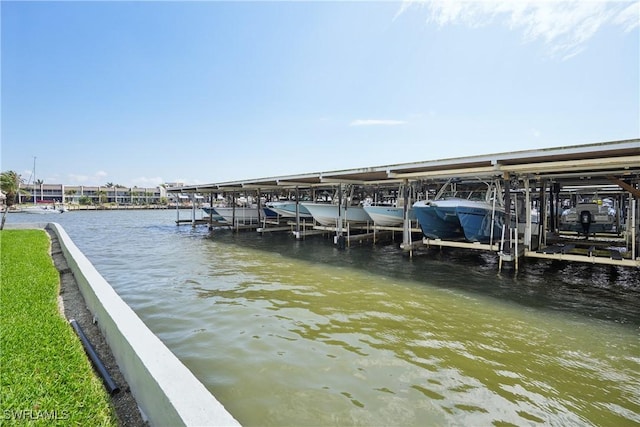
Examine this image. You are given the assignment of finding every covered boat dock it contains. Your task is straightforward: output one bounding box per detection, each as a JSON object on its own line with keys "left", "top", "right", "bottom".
{"left": 168, "top": 138, "right": 639, "bottom": 269}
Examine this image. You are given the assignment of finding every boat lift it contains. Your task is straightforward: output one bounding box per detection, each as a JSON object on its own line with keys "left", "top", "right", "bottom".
{"left": 168, "top": 138, "right": 639, "bottom": 269}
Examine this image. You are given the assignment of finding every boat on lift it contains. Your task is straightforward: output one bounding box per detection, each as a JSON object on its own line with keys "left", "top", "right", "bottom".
{"left": 362, "top": 205, "right": 415, "bottom": 226}
{"left": 202, "top": 206, "right": 277, "bottom": 224}
{"left": 412, "top": 180, "right": 505, "bottom": 243}
{"left": 264, "top": 201, "right": 313, "bottom": 219}
{"left": 362, "top": 186, "right": 417, "bottom": 226}
{"left": 560, "top": 199, "right": 616, "bottom": 235}
{"left": 301, "top": 202, "right": 372, "bottom": 226}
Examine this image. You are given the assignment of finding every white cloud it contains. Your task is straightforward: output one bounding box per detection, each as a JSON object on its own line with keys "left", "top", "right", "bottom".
{"left": 350, "top": 119, "right": 407, "bottom": 126}
{"left": 20, "top": 168, "right": 34, "bottom": 181}
{"left": 67, "top": 172, "right": 100, "bottom": 182}
{"left": 397, "top": 0, "right": 639, "bottom": 59}
{"left": 613, "top": 1, "right": 640, "bottom": 32}
{"left": 173, "top": 177, "right": 207, "bottom": 186}
{"left": 65, "top": 170, "right": 111, "bottom": 186}
{"left": 131, "top": 176, "right": 165, "bottom": 188}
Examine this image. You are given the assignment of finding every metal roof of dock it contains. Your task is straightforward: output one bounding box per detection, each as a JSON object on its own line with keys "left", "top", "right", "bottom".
{"left": 168, "top": 138, "right": 639, "bottom": 193}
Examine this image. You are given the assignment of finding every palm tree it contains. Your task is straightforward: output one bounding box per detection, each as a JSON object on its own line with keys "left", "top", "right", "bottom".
{"left": 65, "top": 189, "right": 77, "bottom": 204}
{"left": 97, "top": 190, "right": 107, "bottom": 205}
{"left": 131, "top": 187, "right": 139, "bottom": 205}
{"left": 1, "top": 171, "right": 25, "bottom": 230}
{"left": 35, "top": 179, "right": 44, "bottom": 202}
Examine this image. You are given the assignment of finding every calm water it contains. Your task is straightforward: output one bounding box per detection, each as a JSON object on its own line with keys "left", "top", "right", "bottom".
{"left": 7, "top": 210, "right": 640, "bottom": 426}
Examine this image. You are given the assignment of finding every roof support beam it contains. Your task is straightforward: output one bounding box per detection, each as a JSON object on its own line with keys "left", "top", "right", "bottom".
{"left": 388, "top": 166, "right": 499, "bottom": 179}
{"left": 505, "top": 156, "right": 640, "bottom": 174}
{"left": 240, "top": 184, "right": 281, "bottom": 190}
{"left": 388, "top": 156, "right": 640, "bottom": 179}
{"left": 319, "top": 178, "right": 368, "bottom": 185}
{"left": 275, "top": 180, "right": 320, "bottom": 187}
{"left": 607, "top": 176, "right": 640, "bottom": 198}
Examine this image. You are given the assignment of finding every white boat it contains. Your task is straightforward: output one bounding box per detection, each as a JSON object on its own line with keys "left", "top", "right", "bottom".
{"left": 22, "top": 157, "right": 65, "bottom": 214}
{"left": 264, "top": 201, "right": 313, "bottom": 219}
{"left": 201, "top": 206, "right": 226, "bottom": 222}
{"left": 362, "top": 205, "right": 415, "bottom": 226}
{"left": 301, "top": 202, "right": 372, "bottom": 226}
{"left": 560, "top": 201, "right": 616, "bottom": 234}
{"left": 21, "top": 204, "right": 65, "bottom": 214}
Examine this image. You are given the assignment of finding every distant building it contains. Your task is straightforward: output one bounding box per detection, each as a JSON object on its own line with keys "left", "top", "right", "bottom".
{"left": 164, "top": 182, "right": 186, "bottom": 188}
{"left": 17, "top": 183, "right": 171, "bottom": 205}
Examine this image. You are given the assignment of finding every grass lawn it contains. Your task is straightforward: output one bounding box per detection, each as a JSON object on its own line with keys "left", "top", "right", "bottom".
{"left": 1, "top": 229, "right": 117, "bottom": 426}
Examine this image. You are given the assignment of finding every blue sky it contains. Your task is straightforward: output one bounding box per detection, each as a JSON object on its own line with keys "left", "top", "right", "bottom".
{"left": 2, "top": 0, "right": 638, "bottom": 187}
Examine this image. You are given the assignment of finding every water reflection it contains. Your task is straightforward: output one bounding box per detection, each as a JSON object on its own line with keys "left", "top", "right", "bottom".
{"left": 185, "top": 234, "right": 638, "bottom": 425}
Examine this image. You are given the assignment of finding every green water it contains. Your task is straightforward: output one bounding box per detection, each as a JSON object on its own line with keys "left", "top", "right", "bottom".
{"left": 159, "top": 239, "right": 638, "bottom": 426}
{"left": 8, "top": 211, "right": 640, "bottom": 425}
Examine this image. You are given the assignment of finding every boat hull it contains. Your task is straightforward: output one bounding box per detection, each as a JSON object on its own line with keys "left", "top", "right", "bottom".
{"left": 264, "top": 202, "right": 313, "bottom": 219}
{"left": 301, "top": 203, "right": 372, "bottom": 226}
{"left": 362, "top": 206, "right": 415, "bottom": 226}
{"left": 202, "top": 207, "right": 276, "bottom": 223}
{"left": 456, "top": 205, "right": 505, "bottom": 242}
{"left": 201, "top": 207, "right": 226, "bottom": 222}
{"left": 21, "top": 206, "right": 64, "bottom": 214}
{"left": 412, "top": 201, "right": 464, "bottom": 240}
{"left": 413, "top": 199, "right": 504, "bottom": 243}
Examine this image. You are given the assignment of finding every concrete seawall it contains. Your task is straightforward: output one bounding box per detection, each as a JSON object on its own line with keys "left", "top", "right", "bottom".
{"left": 42, "top": 223, "right": 240, "bottom": 427}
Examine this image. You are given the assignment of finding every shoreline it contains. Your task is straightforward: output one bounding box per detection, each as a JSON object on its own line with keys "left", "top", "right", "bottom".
{"left": 49, "top": 229, "right": 148, "bottom": 426}
{"left": 7, "top": 205, "right": 201, "bottom": 212}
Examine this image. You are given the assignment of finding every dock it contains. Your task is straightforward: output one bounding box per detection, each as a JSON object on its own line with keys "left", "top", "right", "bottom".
{"left": 168, "top": 138, "right": 639, "bottom": 270}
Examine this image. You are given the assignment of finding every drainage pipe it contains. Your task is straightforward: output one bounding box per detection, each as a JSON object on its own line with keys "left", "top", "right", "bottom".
{"left": 70, "top": 319, "right": 120, "bottom": 395}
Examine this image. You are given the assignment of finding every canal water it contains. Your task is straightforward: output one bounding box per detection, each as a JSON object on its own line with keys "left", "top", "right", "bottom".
{"left": 7, "top": 210, "right": 640, "bottom": 426}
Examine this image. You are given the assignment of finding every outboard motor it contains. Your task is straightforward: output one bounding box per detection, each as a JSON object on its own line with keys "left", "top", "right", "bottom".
{"left": 580, "top": 210, "right": 592, "bottom": 238}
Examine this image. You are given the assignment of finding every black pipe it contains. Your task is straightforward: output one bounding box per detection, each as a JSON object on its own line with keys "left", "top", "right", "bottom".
{"left": 69, "top": 319, "right": 120, "bottom": 395}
